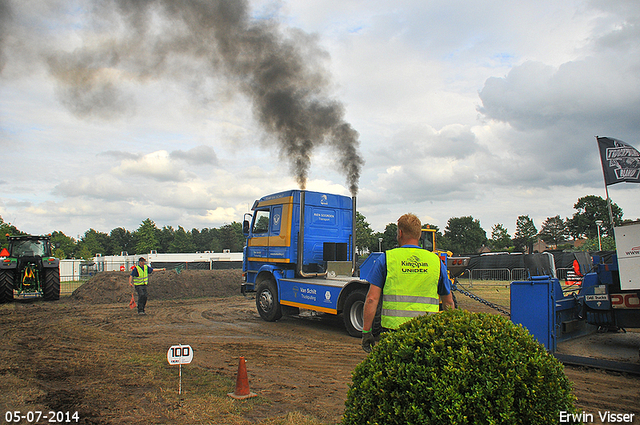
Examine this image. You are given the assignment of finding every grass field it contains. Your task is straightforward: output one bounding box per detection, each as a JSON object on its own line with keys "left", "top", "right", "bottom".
{"left": 454, "top": 279, "right": 512, "bottom": 309}
{"left": 452, "top": 278, "right": 581, "bottom": 312}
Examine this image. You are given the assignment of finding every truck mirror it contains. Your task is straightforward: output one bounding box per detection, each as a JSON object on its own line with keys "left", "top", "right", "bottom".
{"left": 243, "top": 220, "right": 250, "bottom": 235}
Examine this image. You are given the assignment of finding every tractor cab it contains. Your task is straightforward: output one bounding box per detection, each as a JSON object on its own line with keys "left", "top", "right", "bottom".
{"left": 420, "top": 228, "right": 470, "bottom": 280}
{"left": 420, "top": 228, "right": 437, "bottom": 252}
{"left": 420, "top": 227, "right": 448, "bottom": 264}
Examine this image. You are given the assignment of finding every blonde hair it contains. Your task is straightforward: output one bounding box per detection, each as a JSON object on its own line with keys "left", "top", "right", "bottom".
{"left": 397, "top": 213, "right": 422, "bottom": 240}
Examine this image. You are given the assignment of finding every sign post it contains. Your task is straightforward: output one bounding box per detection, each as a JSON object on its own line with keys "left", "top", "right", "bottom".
{"left": 167, "top": 344, "right": 193, "bottom": 395}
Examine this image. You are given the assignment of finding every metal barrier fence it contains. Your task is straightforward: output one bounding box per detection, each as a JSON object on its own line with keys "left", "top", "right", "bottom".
{"left": 60, "top": 276, "right": 87, "bottom": 295}
{"left": 14, "top": 260, "right": 244, "bottom": 298}
{"left": 12, "top": 274, "right": 87, "bottom": 299}
{"left": 457, "top": 268, "right": 528, "bottom": 283}
{"left": 555, "top": 268, "right": 573, "bottom": 280}
{"left": 458, "top": 268, "right": 573, "bottom": 285}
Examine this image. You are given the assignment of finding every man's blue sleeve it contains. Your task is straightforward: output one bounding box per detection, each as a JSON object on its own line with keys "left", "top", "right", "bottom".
{"left": 130, "top": 268, "right": 138, "bottom": 277}
{"left": 437, "top": 261, "right": 452, "bottom": 295}
{"left": 367, "top": 254, "right": 387, "bottom": 288}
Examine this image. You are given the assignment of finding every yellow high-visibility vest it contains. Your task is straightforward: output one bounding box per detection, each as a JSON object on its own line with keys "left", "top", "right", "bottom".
{"left": 381, "top": 247, "right": 440, "bottom": 329}
{"left": 133, "top": 265, "right": 149, "bottom": 286}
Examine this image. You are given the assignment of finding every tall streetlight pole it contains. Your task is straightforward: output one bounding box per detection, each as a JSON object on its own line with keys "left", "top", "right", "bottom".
{"left": 595, "top": 220, "right": 603, "bottom": 251}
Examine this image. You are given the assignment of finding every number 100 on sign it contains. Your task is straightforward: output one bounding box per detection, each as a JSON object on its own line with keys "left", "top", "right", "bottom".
{"left": 167, "top": 344, "right": 193, "bottom": 365}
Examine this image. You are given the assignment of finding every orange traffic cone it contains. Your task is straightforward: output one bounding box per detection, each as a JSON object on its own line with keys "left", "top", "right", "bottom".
{"left": 227, "top": 356, "right": 257, "bottom": 399}
{"left": 129, "top": 293, "right": 137, "bottom": 309}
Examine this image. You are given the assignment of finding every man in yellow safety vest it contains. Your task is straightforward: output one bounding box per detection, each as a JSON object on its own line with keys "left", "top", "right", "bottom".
{"left": 129, "top": 257, "right": 155, "bottom": 315}
{"left": 361, "top": 213, "right": 455, "bottom": 352}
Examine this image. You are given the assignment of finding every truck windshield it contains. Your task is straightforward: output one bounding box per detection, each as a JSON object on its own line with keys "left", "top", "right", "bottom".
{"left": 12, "top": 240, "right": 46, "bottom": 257}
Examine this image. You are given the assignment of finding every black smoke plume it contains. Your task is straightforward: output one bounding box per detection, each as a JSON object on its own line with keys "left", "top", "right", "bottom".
{"left": 45, "top": 0, "right": 364, "bottom": 195}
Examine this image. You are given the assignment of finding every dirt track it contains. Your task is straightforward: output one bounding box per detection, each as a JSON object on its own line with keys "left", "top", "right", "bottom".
{"left": 1, "top": 270, "right": 639, "bottom": 424}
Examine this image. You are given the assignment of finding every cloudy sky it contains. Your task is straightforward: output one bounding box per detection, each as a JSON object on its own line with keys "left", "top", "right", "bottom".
{"left": 1, "top": 0, "right": 639, "bottom": 240}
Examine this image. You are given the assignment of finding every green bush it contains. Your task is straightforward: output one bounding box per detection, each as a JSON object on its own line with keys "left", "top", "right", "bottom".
{"left": 342, "top": 309, "right": 580, "bottom": 425}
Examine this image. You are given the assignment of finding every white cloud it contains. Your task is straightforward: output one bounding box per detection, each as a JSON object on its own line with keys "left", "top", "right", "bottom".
{"left": 112, "top": 150, "right": 194, "bottom": 182}
{"left": 1, "top": 0, "right": 639, "bottom": 240}
{"left": 202, "top": 207, "right": 241, "bottom": 225}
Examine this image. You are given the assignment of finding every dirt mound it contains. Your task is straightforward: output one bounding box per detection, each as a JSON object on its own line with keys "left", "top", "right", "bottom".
{"left": 70, "top": 269, "right": 243, "bottom": 304}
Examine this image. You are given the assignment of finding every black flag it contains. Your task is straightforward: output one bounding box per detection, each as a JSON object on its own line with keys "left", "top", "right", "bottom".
{"left": 597, "top": 136, "right": 640, "bottom": 186}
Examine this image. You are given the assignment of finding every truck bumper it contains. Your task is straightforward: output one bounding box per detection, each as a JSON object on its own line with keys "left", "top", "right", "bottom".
{"left": 241, "top": 283, "right": 255, "bottom": 295}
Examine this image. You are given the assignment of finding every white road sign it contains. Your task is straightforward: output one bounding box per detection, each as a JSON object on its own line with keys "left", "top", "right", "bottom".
{"left": 167, "top": 344, "right": 193, "bottom": 365}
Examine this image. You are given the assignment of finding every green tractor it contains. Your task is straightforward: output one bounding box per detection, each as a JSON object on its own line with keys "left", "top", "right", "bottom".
{"left": 0, "top": 235, "right": 60, "bottom": 302}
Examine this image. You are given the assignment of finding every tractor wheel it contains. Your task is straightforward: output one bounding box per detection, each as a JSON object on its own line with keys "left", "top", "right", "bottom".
{"left": 255, "top": 277, "right": 282, "bottom": 322}
{"left": 43, "top": 267, "right": 60, "bottom": 301}
{"left": 0, "top": 270, "right": 14, "bottom": 303}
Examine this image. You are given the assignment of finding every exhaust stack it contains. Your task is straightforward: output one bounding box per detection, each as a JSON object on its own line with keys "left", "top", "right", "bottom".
{"left": 352, "top": 196, "right": 357, "bottom": 276}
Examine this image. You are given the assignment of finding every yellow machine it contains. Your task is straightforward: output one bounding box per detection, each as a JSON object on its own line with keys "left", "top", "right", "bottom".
{"left": 420, "top": 227, "right": 468, "bottom": 278}
{"left": 420, "top": 227, "right": 452, "bottom": 259}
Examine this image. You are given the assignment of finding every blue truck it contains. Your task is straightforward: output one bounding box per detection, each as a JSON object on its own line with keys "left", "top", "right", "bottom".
{"left": 241, "top": 189, "right": 374, "bottom": 336}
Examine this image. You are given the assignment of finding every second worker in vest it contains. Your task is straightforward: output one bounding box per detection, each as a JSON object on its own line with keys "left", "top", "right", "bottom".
{"left": 361, "top": 213, "right": 455, "bottom": 353}
{"left": 129, "top": 257, "right": 155, "bottom": 315}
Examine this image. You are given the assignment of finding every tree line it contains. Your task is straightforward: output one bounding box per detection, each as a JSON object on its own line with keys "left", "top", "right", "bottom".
{"left": 356, "top": 195, "right": 627, "bottom": 256}
{"left": 0, "top": 218, "right": 245, "bottom": 260}
{"left": 0, "top": 194, "right": 629, "bottom": 259}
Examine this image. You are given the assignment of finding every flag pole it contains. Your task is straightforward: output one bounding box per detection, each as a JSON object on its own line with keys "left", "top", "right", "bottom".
{"left": 596, "top": 136, "right": 615, "bottom": 230}
{"left": 604, "top": 181, "right": 614, "bottom": 228}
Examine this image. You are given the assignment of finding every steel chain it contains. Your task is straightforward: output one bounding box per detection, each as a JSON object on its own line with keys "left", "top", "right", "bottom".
{"left": 452, "top": 280, "right": 511, "bottom": 317}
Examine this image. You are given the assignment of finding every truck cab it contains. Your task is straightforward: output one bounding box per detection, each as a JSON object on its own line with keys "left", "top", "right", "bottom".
{"left": 242, "top": 190, "right": 370, "bottom": 336}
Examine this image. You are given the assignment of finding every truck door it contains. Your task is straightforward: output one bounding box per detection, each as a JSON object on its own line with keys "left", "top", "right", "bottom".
{"left": 248, "top": 204, "right": 289, "bottom": 261}
{"left": 248, "top": 208, "right": 272, "bottom": 259}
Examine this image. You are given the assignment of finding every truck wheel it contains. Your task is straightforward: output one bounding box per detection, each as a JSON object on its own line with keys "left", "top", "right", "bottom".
{"left": 256, "top": 278, "right": 282, "bottom": 322}
{"left": 42, "top": 268, "right": 60, "bottom": 301}
{"left": 343, "top": 289, "right": 367, "bottom": 337}
{"left": 0, "top": 270, "right": 14, "bottom": 303}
